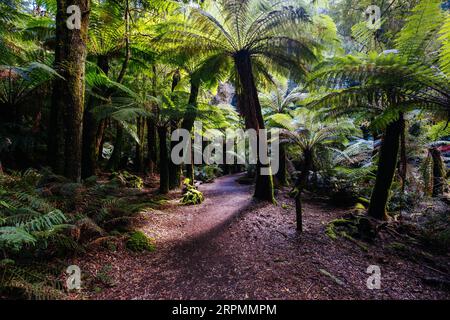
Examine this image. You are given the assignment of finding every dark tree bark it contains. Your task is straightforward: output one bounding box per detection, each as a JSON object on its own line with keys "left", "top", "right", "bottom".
{"left": 181, "top": 80, "right": 200, "bottom": 185}
{"left": 48, "top": 95, "right": 65, "bottom": 173}
{"left": 171, "top": 69, "right": 181, "bottom": 92}
{"left": 147, "top": 118, "right": 157, "bottom": 175}
{"left": 135, "top": 117, "right": 145, "bottom": 173}
{"left": 430, "top": 147, "right": 445, "bottom": 197}
{"left": 82, "top": 55, "right": 109, "bottom": 178}
{"left": 368, "top": 119, "right": 402, "bottom": 220}
{"left": 234, "top": 50, "right": 275, "bottom": 203}
{"left": 167, "top": 69, "right": 182, "bottom": 190}
{"left": 158, "top": 126, "right": 169, "bottom": 194}
{"left": 276, "top": 144, "right": 288, "bottom": 186}
{"left": 147, "top": 65, "right": 158, "bottom": 176}
{"left": 49, "top": 0, "right": 90, "bottom": 179}
{"left": 169, "top": 123, "right": 182, "bottom": 189}
{"left": 399, "top": 113, "right": 407, "bottom": 192}
{"left": 295, "top": 194, "right": 303, "bottom": 232}
{"left": 108, "top": 125, "right": 124, "bottom": 171}
{"left": 294, "top": 149, "right": 312, "bottom": 232}
{"left": 81, "top": 96, "right": 98, "bottom": 178}
{"left": 96, "top": 119, "right": 107, "bottom": 161}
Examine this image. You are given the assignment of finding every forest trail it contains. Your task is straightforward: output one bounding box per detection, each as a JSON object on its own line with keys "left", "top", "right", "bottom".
{"left": 77, "top": 174, "right": 449, "bottom": 300}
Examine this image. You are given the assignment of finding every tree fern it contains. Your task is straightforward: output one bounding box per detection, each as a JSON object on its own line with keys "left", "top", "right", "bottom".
{"left": 395, "top": 0, "right": 444, "bottom": 62}
{"left": 439, "top": 13, "right": 450, "bottom": 77}
{"left": 0, "top": 172, "right": 70, "bottom": 252}
{"left": 0, "top": 226, "right": 36, "bottom": 251}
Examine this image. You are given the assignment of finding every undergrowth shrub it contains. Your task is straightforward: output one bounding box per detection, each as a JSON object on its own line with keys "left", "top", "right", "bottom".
{"left": 0, "top": 170, "right": 75, "bottom": 299}
{"left": 109, "top": 171, "right": 144, "bottom": 189}
{"left": 0, "top": 167, "right": 167, "bottom": 299}
{"left": 325, "top": 166, "right": 375, "bottom": 206}
{"left": 126, "top": 231, "right": 155, "bottom": 252}
{"left": 181, "top": 179, "right": 204, "bottom": 205}
{"left": 387, "top": 182, "right": 421, "bottom": 213}
{"left": 195, "top": 165, "right": 222, "bottom": 183}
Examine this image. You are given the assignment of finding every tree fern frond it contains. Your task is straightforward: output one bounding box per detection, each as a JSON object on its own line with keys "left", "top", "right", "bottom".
{"left": 439, "top": 13, "right": 450, "bottom": 77}
{"left": 395, "top": 0, "right": 444, "bottom": 62}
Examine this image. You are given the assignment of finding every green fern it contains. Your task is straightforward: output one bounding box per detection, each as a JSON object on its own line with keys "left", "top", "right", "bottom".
{"left": 438, "top": 13, "right": 450, "bottom": 77}
{"left": 395, "top": 0, "right": 444, "bottom": 62}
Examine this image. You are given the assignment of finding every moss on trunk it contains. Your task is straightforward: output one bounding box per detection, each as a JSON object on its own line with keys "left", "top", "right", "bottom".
{"left": 430, "top": 147, "right": 446, "bottom": 197}
{"left": 50, "top": 0, "right": 90, "bottom": 182}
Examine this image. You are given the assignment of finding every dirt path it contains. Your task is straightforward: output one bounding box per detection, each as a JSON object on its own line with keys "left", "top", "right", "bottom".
{"left": 76, "top": 174, "right": 449, "bottom": 300}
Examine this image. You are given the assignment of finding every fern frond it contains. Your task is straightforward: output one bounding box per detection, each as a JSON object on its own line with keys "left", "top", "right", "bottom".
{"left": 395, "top": 0, "right": 444, "bottom": 62}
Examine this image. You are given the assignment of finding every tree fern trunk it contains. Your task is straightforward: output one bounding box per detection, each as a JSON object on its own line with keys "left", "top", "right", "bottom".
{"left": 81, "top": 97, "right": 97, "bottom": 179}
{"left": 295, "top": 193, "right": 303, "bottom": 232}
{"left": 295, "top": 150, "right": 312, "bottom": 232}
{"left": 276, "top": 144, "right": 288, "bottom": 186}
{"left": 399, "top": 113, "right": 407, "bottom": 192}
{"left": 169, "top": 123, "right": 181, "bottom": 190}
{"left": 135, "top": 117, "right": 145, "bottom": 173}
{"left": 158, "top": 126, "right": 169, "bottom": 194}
{"left": 108, "top": 124, "right": 123, "bottom": 171}
{"left": 182, "top": 80, "right": 200, "bottom": 185}
{"left": 368, "top": 119, "right": 402, "bottom": 220}
{"left": 96, "top": 119, "right": 107, "bottom": 161}
{"left": 48, "top": 94, "right": 65, "bottom": 174}
{"left": 234, "top": 50, "right": 274, "bottom": 203}
{"left": 147, "top": 118, "right": 157, "bottom": 176}
{"left": 82, "top": 55, "right": 109, "bottom": 179}
{"left": 430, "top": 147, "right": 445, "bottom": 197}
{"left": 147, "top": 65, "right": 158, "bottom": 176}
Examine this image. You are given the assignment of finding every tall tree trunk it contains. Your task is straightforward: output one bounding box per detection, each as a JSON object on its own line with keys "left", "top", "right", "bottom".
{"left": 96, "top": 119, "right": 107, "bottom": 161}
{"left": 48, "top": 94, "right": 65, "bottom": 173}
{"left": 108, "top": 125, "right": 124, "bottom": 171}
{"left": 181, "top": 80, "right": 200, "bottom": 185}
{"left": 368, "top": 119, "right": 402, "bottom": 220}
{"left": 167, "top": 70, "right": 182, "bottom": 189}
{"left": 234, "top": 50, "right": 274, "bottom": 203}
{"left": 49, "top": 0, "right": 90, "bottom": 182}
{"left": 147, "top": 118, "right": 157, "bottom": 175}
{"left": 81, "top": 96, "right": 97, "bottom": 179}
{"left": 48, "top": 0, "right": 90, "bottom": 181}
{"left": 295, "top": 150, "right": 312, "bottom": 232}
{"left": 399, "top": 113, "right": 407, "bottom": 192}
{"left": 147, "top": 65, "right": 158, "bottom": 176}
{"left": 430, "top": 147, "right": 445, "bottom": 197}
{"left": 158, "top": 126, "right": 169, "bottom": 194}
{"left": 169, "top": 123, "right": 181, "bottom": 189}
{"left": 82, "top": 55, "right": 109, "bottom": 178}
{"left": 135, "top": 117, "right": 145, "bottom": 173}
{"left": 276, "top": 144, "right": 288, "bottom": 186}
